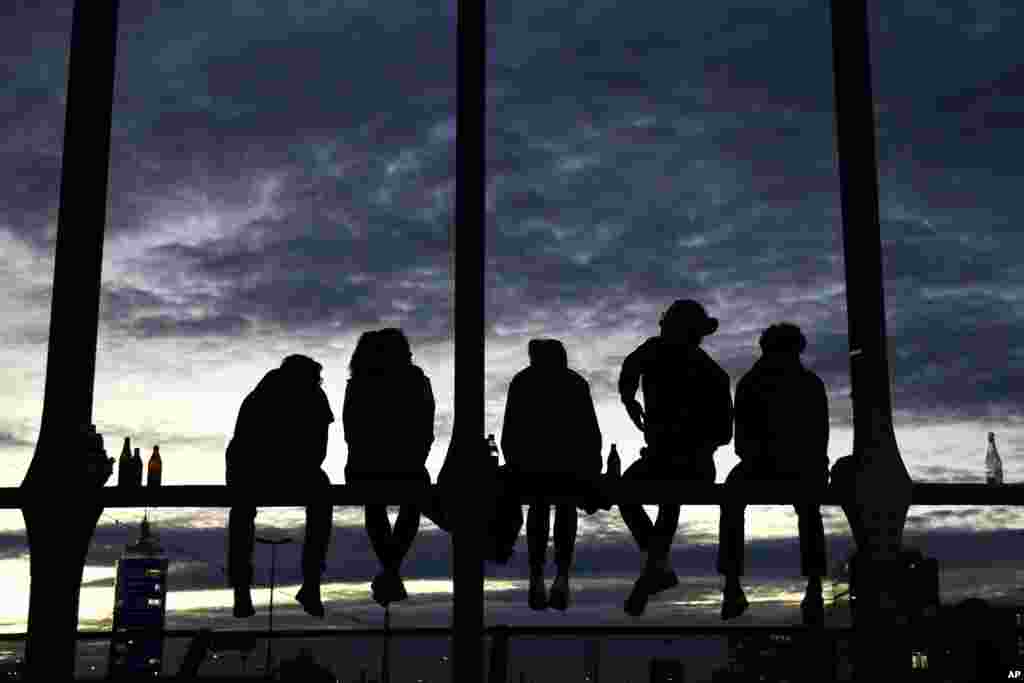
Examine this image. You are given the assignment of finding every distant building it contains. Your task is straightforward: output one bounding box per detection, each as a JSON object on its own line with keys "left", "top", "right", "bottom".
{"left": 649, "top": 657, "right": 684, "bottom": 683}
{"left": 913, "top": 600, "right": 1019, "bottom": 681}
{"left": 848, "top": 548, "right": 940, "bottom": 623}
{"left": 724, "top": 631, "right": 834, "bottom": 682}
{"left": 106, "top": 517, "right": 168, "bottom": 677}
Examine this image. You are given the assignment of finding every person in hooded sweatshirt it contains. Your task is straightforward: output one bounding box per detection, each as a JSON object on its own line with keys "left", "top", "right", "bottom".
{"left": 501, "top": 338, "right": 602, "bottom": 611}
{"left": 226, "top": 354, "right": 335, "bottom": 619}
{"left": 343, "top": 328, "right": 435, "bottom": 607}
{"left": 717, "top": 323, "right": 829, "bottom": 625}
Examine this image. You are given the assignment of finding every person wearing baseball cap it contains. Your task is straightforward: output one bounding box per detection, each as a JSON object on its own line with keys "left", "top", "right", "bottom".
{"left": 617, "top": 299, "right": 734, "bottom": 616}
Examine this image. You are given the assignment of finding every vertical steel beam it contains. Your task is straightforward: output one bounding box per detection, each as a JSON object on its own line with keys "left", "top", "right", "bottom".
{"left": 829, "top": 1, "right": 912, "bottom": 680}
{"left": 830, "top": 0, "right": 892, "bottom": 448}
{"left": 454, "top": 0, "right": 486, "bottom": 681}
{"left": 20, "top": 1, "right": 120, "bottom": 678}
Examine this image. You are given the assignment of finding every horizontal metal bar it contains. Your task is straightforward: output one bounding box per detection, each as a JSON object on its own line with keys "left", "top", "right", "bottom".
{"left": 1, "top": 482, "right": 1021, "bottom": 509}
{"left": 0, "top": 624, "right": 858, "bottom": 643}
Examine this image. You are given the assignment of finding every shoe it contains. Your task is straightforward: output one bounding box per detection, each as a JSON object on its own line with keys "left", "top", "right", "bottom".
{"left": 623, "top": 576, "right": 651, "bottom": 617}
{"left": 721, "top": 586, "right": 749, "bottom": 621}
{"left": 547, "top": 575, "right": 570, "bottom": 612}
{"left": 296, "top": 584, "right": 325, "bottom": 618}
{"left": 801, "top": 590, "right": 825, "bottom": 627}
{"left": 233, "top": 588, "right": 255, "bottom": 619}
{"left": 528, "top": 574, "right": 547, "bottom": 611}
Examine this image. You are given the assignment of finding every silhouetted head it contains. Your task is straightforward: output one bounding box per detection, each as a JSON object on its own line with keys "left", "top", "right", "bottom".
{"left": 988, "top": 431, "right": 995, "bottom": 442}
{"left": 659, "top": 299, "right": 718, "bottom": 344}
{"left": 759, "top": 323, "right": 807, "bottom": 355}
{"left": 377, "top": 327, "right": 413, "bottom": 366}
{"left": 527, "top": 338, "right": 568, "bottom": 369}
{"left": 349, "top": 328, "right": 412, "bottom": 376}
{"left": 280, "top": 354, "right": 323, "bottom": 385}
{"left": 349, "top": 330, "right": 381, "bottom": 376}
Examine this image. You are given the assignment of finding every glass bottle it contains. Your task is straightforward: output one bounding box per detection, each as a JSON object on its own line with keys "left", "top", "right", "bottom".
{"left": 118, "top": 437, "right": 132, "bottom": 488}
{"left": 607, "top": 444, "right": 621, "bottom": 478}
{"left": 147, "top": 445, "right": 162, "bottom": 487}
{"left": 986, "top": 432, "right": 1003, "bottom": 485}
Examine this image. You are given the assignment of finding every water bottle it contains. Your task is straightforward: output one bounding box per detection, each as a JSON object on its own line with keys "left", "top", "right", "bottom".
{"left": 118, "top": 437, "right": 132, "bottom": 487}
{"left": 986, "top": 432, "right": 1003, "bottom": 485}
{"left": 607, "top": 444, "right": 621, "bottom": 479}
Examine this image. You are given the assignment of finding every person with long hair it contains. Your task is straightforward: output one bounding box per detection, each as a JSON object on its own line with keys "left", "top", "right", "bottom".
{"left": 343, "top": 328, "right": 435, "bottom": 606}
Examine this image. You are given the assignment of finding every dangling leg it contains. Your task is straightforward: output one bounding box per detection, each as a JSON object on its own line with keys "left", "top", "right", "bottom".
{"left": 620, "top": 459, "right": 658, "bottom": 616}
{"left": 526, "top": 502, "right": 551, "bottom": 610}
{"left": 228, "top": 505, "right": 258, "bottom": 618}
{"left": 547, "top": 504, "right": 577, "bottom": 611}
{"left": 297, "top": 470, "right": 332, "bottom": 618}
{"left": 384, "top": 504, "right": 422, "bottom": 603}
{"left": 646, "top": 503, "right": 681, "bottom": 594}
{"left": 365, "top": 504, "right": 398, "bottom": 606}
{"left": 797, "top": 502, "right": 826, "bottom": 626}
{"left": 718, "top": 465, "right": 750, "bottom": 620}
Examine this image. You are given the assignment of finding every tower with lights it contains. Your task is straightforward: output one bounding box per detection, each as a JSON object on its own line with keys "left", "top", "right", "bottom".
{"left": 106, "top": 516, "right": 169, "bottom": 677}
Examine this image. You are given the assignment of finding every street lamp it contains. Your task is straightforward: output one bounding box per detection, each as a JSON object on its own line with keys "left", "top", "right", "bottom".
{"left": 256, "top": 535, "right": 293, "bottom": 677}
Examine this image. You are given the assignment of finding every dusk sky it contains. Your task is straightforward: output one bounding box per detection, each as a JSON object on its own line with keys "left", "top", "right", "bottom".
{"left": 1, "top": 0, "right": 1023, "bottom": 643}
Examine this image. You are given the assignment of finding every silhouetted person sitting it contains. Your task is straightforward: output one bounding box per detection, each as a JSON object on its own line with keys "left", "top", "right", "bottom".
{"left": 618, "top": 299, "right": 733, "bottom": 616}
{"left": 717, "top": 323, "right": 829, "bottom": 625}
{"left": 501, "top": 339, "right": 602, "bottom": 611}
{"left": 343, "top": 328, "right": 435, "bottom": 607}
{"left": 225, "top": 354, "right": 334, "bottom": 619}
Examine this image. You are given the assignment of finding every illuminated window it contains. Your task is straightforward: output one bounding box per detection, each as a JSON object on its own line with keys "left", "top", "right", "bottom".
{"left": 147, "top": 597, "right": 161, "bottom": 607}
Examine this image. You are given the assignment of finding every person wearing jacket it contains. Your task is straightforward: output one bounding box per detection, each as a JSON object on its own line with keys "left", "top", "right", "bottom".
{"left": 717, "top": 323, "right": 829, "bottom": 625}
{"left": 226, "top": 354, "right": 335, "bottom": 619}
{"left": 618, "top": 299, "right": 733, "bottom": 616}
{"left": 501, "top": 338, "right": 602, "bottom": 611}
{"left": 343, "top": 328, "right": 435, "bottom": 607}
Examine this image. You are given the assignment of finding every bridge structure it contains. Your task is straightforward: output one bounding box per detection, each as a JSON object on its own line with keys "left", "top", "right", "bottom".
{"left": 13, "top": 1, "right": 1017, "bottom": 681}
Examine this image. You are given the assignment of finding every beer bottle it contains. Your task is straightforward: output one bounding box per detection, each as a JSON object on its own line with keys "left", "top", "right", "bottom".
{"left": 607, "top": 444, "right": 621, "bottom": 479}
{"left": 131, "top": 447, "right": 144, "bottom": 487}
{"left": 118, "top": 437, "right": 132, "bottom": 488}
{"left": 147, "top": 445, "right": 162, "bottom": 487}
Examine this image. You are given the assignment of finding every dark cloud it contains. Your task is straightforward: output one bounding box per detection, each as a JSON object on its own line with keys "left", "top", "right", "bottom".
{"left": 130, "top": 314, "right": 249, "bottom": 339}
{"left": 3, "top": 0, "right": 1023, "bottom": 432}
